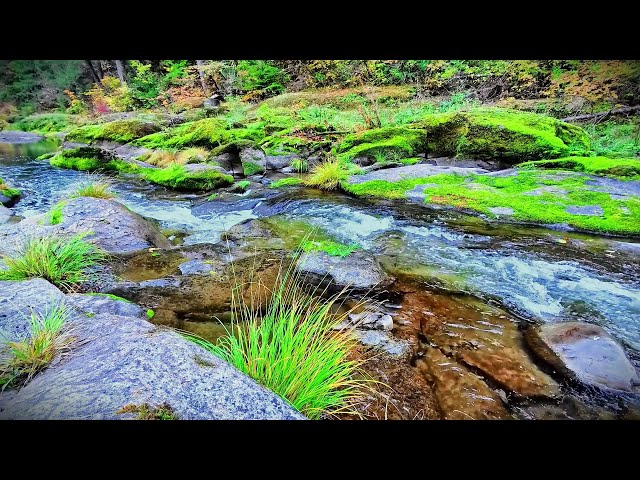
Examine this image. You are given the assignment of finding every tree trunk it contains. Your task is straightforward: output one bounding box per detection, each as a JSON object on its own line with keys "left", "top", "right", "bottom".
{"left": 196, "top": 60, "right": 209, "bottom": 95}
{"left": 115, "top": 60, "right": 126, "bottom": 84}
{"left": 96, "top": 60, "right": 105, "bottom": 80}
{"left": 85, "top": 60, "right": 103, "bottom": 88}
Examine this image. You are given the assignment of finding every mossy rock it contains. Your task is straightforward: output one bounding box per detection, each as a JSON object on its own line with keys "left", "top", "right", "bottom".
{"left": 66, "top": 119, "right": 162, "bottom": 144}
{"left": 141, "top": 164, "right": 234, "bottom": 191}
{"left": 49, "top": 147, "right": 134, "bottom": 172}
{"left": 336, "top": 127, "right": 427, "bottom": 162}
{"left": 260, "top": 134, "right": 331, "bottom": 156}
{"left": 518, "top": 156, "right": 640, "bottom": 179}
{"left": 415, "top": 108, "right": 591, "bottom": 163}
{"left": 134, "top": 118, "right": 229, "bottom": 149}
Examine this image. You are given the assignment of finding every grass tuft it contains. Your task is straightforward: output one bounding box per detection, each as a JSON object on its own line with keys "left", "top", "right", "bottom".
{"left": 304, "top": 159, "right": 355, "bottom": 191}
{"left": 270, "top": 177, "right": 304, "bottom": 189}
{"left": 301, "top": 239, "right": 360, "bottom": 257}
{"left": 69, "top": 176, "right": 116, "bottom": 199}
{"left": 0, "top": 233, "right": 106, "bottom": 292}
{"left": 0, "top": 303, "right": 74, "bottom": 389}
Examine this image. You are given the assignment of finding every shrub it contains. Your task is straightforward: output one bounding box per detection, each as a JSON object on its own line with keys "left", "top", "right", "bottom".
{"left": 0, "top": 303, "right": 74, "bottom": 389}
{"left": 186, "top": 257, "right": 372, "bottom": 419}
{"left": 304, "top": 159, "right": 352, "bottom": 191}
{"left": 0, "top": 232, "right": 106, "bottom": 292}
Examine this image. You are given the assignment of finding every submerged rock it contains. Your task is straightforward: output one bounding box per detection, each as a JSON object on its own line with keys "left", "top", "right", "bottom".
{"left": 525, "top": 322, "right": 640, "bottom": 392}
{"left": 296, "top": 250, "right": 395, "bottom": 292}
{"left": 0, "top": 279, "right": 304, "bottom": 420}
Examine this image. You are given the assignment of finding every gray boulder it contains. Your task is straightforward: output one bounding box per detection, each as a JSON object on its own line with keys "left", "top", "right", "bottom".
{"left": 0, "top": 279, "right": 304, "bottom": 420}
{"left": 265, "top": 154, "right": 296, "bottom": 170}
{"left": 0, "top": 204, "right": 12, "bottom": 224}
{"left": 239, "top": 147, "right": 266, "bottom": 170}
{"left": 526, "top": 322, "right": 640, "bottom": 392}
{"left": 183, "top": 163, "right": 232, "bottom": 176}
{"left": 296, "top": 250, "right": 394, "bottom": 292}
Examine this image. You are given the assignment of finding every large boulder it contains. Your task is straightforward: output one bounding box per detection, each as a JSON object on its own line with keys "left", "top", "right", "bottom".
{"left": 525, "top": 322, "right": 640, "bottom": 392}
{"left": 0, "top": 279, "right": 304, "bottom": 420}
{"left": 0, "top": 204, "right": 12, "bottom": 224}
{"left": 239, "top": 147, "right": 267, "bottom": 174}
{"left": 296, "top": 250, "right": 394, "bottom": 292}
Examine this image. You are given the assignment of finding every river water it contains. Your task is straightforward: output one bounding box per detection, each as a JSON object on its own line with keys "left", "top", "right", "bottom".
{"left": 2, "top": 137, "right": 639, "bottom": 419}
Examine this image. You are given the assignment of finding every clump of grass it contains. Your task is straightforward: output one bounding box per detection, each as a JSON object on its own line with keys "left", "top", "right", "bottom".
{"left": 1, "top": 187, "right": 21, "bottom": 198}
{"left": 270, "top": 177, "right": 304, "bottom": 189}
{"left": 290, "top": 158, "right": 308, "bottom": 173}
{"left": 117, "top": 402, "right": 178, "bottom": 420}
{"left": 46, "top": 201, "right": 66, "bottom": 225}
{"left": 187, "top": 256, "right": 373, "bottom": 419}
{"left": 231, "top": 180, "right": 251, "bottom": 193}
{"left": 304, "top": 159, "right": 352, "bottom": 191}
{"left": 0, "top": 232, "right": 106, "bottom": 292}
{"left": 301, "top": 239, "right": 360, "bottom": 257}
{"left": 0, "top": 303, "right": 74, "bottom": 390}
{"left": 69, "top": 176, "right": 116, "bottom": 199}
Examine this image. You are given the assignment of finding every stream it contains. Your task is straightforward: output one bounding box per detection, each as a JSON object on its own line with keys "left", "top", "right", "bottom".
{"left": 2, "top": 137, "right": 640, "bottom": 419}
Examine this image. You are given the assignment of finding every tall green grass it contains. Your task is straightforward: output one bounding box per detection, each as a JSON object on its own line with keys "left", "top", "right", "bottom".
{"left": 0, "top": 303, "right": 74, "bottom": 389}
{"left": 69, "top": 176, "right": 116, "bottom": 199}
{"left": 186, "top": 252, "right": 374, "bottom": 419}
{"left": 0, "top": 232, "right": 106, "bottom": 291}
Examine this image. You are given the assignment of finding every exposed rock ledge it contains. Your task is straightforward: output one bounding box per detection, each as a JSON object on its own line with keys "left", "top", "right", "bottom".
{"left": 0, "top": 279, "right": 304, "bottom": 420}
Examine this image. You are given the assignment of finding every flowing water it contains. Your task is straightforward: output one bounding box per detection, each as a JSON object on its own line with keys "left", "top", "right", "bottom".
{"left": 2, "top": 137, "right": 640, "bottom": 419}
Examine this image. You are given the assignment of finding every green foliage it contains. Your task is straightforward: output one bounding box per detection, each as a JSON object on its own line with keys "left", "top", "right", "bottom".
{"left": 1, "top": 187, "right": 21, "bottom": 198}
{"left": 236, "top": 60, "right": 289, "bottom": 99}
{"left": 128, "top": 60, "right": 160, "bottom": 108}
{"left": 186, "top": 259, "right": 370, "bottom": 419}
{"left": 290, "top": 158, "right": 308, "bottom": 173}
{"left": 66, "top": 119, "right": 162, "bottom": 143}
{"left": 582, "top": 118, "right": 640, "bottom": 158}
{"left": 85, "top": 292, "right": 132, "bottom": 303}
{"left": 207, "top": 193, "right": 218, "bottom": 200}
{"left": 518, "top": 156, "right": 640, "bottom": 179}
{"left": 300, "top": 239, "right": 360, "bottom": 257}
{"left": 242, "top": 161, "right": 264, "bottom": 176}
{"left": 146, "top": 309, "right": 155, "bottom": 319}
{"left": 231, "top": 180, "right": 251, "bottom": 192}
{"left": 10, "top": 113, "right": 83, "bottom": 133}
{"left": 47, "top": 201, "right": 65, "bottom": 225}
{"left": 269, "top": 177, "right": 304, "bottom": 188}
{"left": 49, "top": 148, "right": 134, "bottom": 173}
{"left": 69, "top": 179, "right": 116, "bottom": 199}
{"left": 337, "top": 126, "right": 427, "bottom": 161}
{"left": 0, "top": 232, "right": 106, "bottom": 291}
{"left": 134, "top": 118, "right": 228, "bottom": 149}
{"left": 0, "top": 303, "right": 73, "bottom": 389}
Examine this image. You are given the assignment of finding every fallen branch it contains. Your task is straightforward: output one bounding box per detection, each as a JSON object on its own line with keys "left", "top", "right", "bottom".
{"left": 561, "top": 105, "right": 640, "bottom": 123}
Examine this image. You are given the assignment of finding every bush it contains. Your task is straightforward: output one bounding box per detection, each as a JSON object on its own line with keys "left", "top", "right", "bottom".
{"left": 0, "top": 232, "right": 106, "bottom": 292}
{"left": 236, "top": 60, "right": 289, "bottom": 100}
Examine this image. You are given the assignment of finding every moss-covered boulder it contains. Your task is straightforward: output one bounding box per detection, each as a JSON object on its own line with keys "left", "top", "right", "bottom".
{"left": 0, "top": 177, "right": 21, "bottom": 207}
{"left": 66, "top": 119, "right": 163, "bottom": 144}
{"left": 49, "top": 147, "right": 133, "bottom": 172}
{"left": 260, "top": 133, "right": 331, "bottom": 157}
{"left": 415, "top": 108, "right": 591, "bottom": 163}
{"left": 518, "top": 156, "right": 640, "bottom": 179}
{"left": 140, "top": 164, "right": 234, "bottom": 191}
{"left": 337, "top": 127, "right": 427, "bottom": 162}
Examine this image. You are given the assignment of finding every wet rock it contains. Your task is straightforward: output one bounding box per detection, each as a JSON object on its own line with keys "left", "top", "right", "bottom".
{"left": 53, "top": 198, "right": 172, "bottom": 255}
{"left": 354, "top": 330, "right": 409, "bottom": 356}
{"left": 296, "top": 250, "right": 394, "bottom": 292}
{"left": 347, "top": 164, "right": 489, "bottom": 185}
{"left": 178, "top": 259, "right": 216, "bottom": 276}
{"left": 0, "top": 204, "right": 12, "bottom": 224}
{"left": 183, "top": 163, "right": 232, "bottom": 176}
{"left": 337, "top": 311, "right": 394, "bottom": 331}
{"left": 525, "top": 322, "right": 640, "bottom": 392}
{"left": 265, "top": 154, "right": 296, "bottom": 170}
{"left": 417, "top": 348, "right": 511, "bottom": 420}
{"left": 0, "top": 279, "right": 303, "bottom": 419}
{"left": 211, "top": 152, "right": 243, "bottom": 175}
{"left": 565, "top": 205, "right": 604, "bottom": 216}
{"left": 113, "top": 144, "right": 151, "bottom": 162}
{"left": 240, "top": 147, "right": 266, "bottom": 170}
{"left": 488, "top": 207, "right": 514, "bottom": 216}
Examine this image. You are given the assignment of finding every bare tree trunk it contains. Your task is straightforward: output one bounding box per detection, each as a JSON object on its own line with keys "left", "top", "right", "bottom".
{"left": 196, "top": 60, "right": 209, "bottom": 95}
{"left": 96, "top": 60, "right": 105, "bottom": 80}
{"left": 561, "top": 105, "right": 640, "bottom": 123}
{"left": 115, "top": 60, "right": 126, "bottom": 84}
{"left": 85, "top": 60, "right": 103, "bottom": 87}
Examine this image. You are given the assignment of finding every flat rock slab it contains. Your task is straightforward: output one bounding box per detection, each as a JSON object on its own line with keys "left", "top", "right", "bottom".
{"left": 488, "top": 207, "right": 514, "bottom": 216}
{"left": 347, "top": 164, "right": 488, "bottom": 185}
{"left": 526, "top": 322, "right": 640, "bottom": 392}
{"left": 0, "top": 279, "right": 304, "bottom": 420}
{"left": 0, "top": 131, "right": 44, "bottom": 143}
{"left": 565, "top": 205, "right": 604, "bottom": 216}
{"left": 297, "top": 250, "right": 394, "bottom": 291}
{"left": 584, "top": 176, "right": 640, "bottom": 198}
{"left": 354, "top": 330, "right": 408, "bottom": 356}
{"left": 0, "top": 204, "right": 12, "bottom": 224}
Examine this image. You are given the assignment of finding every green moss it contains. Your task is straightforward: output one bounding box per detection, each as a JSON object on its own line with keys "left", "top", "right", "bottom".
{"left": 49, "top": 148, "right": 135, "bottom": 173}
{"left": 337, "top": 127, "right": 427, "bottom": 161}
{"left": 582, "top": 118, "right": 640, "bottom": 158}
{"left": 414, "top": 108, "right": 591, "bottom": 162}
{"left": 10, "top": 113, "right": 84, "bottom": 133}
{"left": 259, "top": 134, "right": 330, "bottom": 156}
{"left": 231, "top": 180, "right": 251, "bottom": 192}
{"left": 66, "top": 119, "right": 162, "bottom": 143}
{"left": 300, "top": 239, "right": 360, "bottom": 257}
{"left": 270, "top": 177, "right": 304, "bottom": 188}
{"left": 518, "top": 156, "right": 640, "bottom": 179}
{"left": 85, "top": 292, "right": 133, "bottom": 303}
{"left": 140, "top": 164, "right": 233, "bottom": 191}
{"left": 242, "top": 161, "right": 264, "bottom": 176}
{"left": 345, "top": 169, "right": 639, "bottom": 235}
{"left": 399, "top": 157, "right": 421, "bottom": 165}
{"left": 290, "top": 158, "right": 308, "bottom": 172}
{"left": 134, "top": 118, "right": 229, "bottom": 149}
{"left": 0, "top": 188, "right": 21, "bottom": 198}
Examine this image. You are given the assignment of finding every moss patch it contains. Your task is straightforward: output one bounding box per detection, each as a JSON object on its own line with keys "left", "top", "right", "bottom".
{"left": 518, "top": 156, "right": 640, "bottom": 179}
{"left": 140, "top": 164, "right": 233, "bottom": 191}
{"left": 0, "top": 187, "right": 21, "bottom": 198}
{"left": 46, "top": 200, "right": 66, "bottom": 225}
{"left": 300, "top": 239, "right": 360, "bottom": 257}
{"left": 66, "top": 119, "right": 162, "bottom": 143}
{"left": 337, "top": 126, "right": 426, "bottom": 162}
{"left": 117, "top": 402, "right": 178, "bottom": 420}
{"left": 242, "top": 161, "right": 264, "bottom": 176}
{"left": 270, "top": 177, "right": 304, "bottom": 188}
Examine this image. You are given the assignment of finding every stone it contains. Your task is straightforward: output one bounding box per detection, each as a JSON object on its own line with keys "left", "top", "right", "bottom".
{"left": 347, "top": 164, "right": 488, "bottom": 185}
{"left": 53, "top": 198, "right": 172, "bottom": 255}
{"left": 211, "top": 152, "right": 243, "bottom": 175}
{"left": 239, "top": 147, "right": 267, "bottom": 170}
{"left": 525, "top": 322, "right": 640, "bottom": 392}
{"left": 354, "top": 330, "right": 409, "bottom": 356}
{"left": 344, "top": 311, "right": 394, "bottom": 331}
{"left": 565, "top": 205, "right": 604, "bottom": 216}
{"left": 0, "top": 204, "right": 12, "bottom": 224}
{"left": 265, "top": 154, "right": 296, "bottom": 170}
{"left": 0, "top": 279, "right": 304, "bottom": 420}
{"left": 183, "top": 163, "right": 232, "bottom": 176}
{"left": 417, "top": 348, "right": 511, "bottom": 420}
{"left": 178, "top": 259, "right": 216, "bottom": 276}
{"left": 296, "top": 250, "right": 394, "bottom": 292}
{"left": 203, "top": 94, "right": 224, "bottom": 110}
{"left": 488, "top": 207, "right": 514, "bottom": 216}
